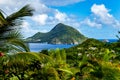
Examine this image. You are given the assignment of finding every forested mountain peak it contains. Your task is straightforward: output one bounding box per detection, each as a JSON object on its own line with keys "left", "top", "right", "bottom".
{"left": 26, "top": 23, "right": 87, "bottom": 44}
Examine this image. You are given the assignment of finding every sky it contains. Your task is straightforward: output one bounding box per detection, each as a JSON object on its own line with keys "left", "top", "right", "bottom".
{"left": 0, "top": 0, "right": 120, "bottom": 39}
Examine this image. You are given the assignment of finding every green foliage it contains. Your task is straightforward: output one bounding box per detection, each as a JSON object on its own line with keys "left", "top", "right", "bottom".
{"left": 0, "top": 4, "right": 34, "bottom": 53}
{"left": 65, "top": 38, "right": 120, "bottom": 80}
{"left": 1, "top": 38, "right": 120, "bottom": 80}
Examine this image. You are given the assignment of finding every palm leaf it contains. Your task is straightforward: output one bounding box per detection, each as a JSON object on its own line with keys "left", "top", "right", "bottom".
{"left": 7, "top": 31, "right": 29, "bottom": 52}
{"left": 6, "top": 4, "right": 34, "bottom": 26}
{"left": 0, "top": 10, "right": 6, "bottom": 27}
{"left": 5, "top": 52, "right": 54, "bottom": 73}
{"left": 0, "top": 5, "right": 34, "bottom": 53}
{"left": 9, "top": 40, "right": 30, "bottom": 52}
{"left": 17, "top": 52, "right": 54, "bottom": 63}
{"left": 57, "top": 68, "right": 73, "bottom": 75}
{"left": 47, "top": 67, "right": 60, "bottom": 80}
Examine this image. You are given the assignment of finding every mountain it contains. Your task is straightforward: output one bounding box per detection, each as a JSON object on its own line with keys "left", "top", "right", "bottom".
{"left": 26, "top": 23, "right": 87, "bottom": 44}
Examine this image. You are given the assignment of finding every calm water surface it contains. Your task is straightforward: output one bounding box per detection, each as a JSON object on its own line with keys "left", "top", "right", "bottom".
{"left": 29, "top": 43, "right": 74, "bottom": 52}
{"left": 29, "top": 39, "right": 118, "bottom": 52}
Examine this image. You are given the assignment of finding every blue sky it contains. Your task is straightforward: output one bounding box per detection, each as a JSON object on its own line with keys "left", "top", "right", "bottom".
{"left": 0, "top": 0, "right": 120, "bottom": 39}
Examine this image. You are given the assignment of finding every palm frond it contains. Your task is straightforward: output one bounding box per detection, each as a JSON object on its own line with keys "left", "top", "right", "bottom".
{"left": 47, "top": 67, "right": 60, "bottom": 80}
{"left": 5, "top": 52, "right": 42, "bottom": 69}
{"left": 57, "top": 68, "right": 73, "bottom": 75}
{"left": 0, "top": 5, "right": 34, "bottom": 53}
{"left": 0, "top": 10, "right": 6, "bottom": 27}
{"left": 0, "top": 30, "right": 30, "bottom": 52}
{"left": 5, "top": 52, "right": 54, "bottom": 70}
{"left": 1, "top": 31, "right": 22, "bottom": 40}
{"left": 8, "top": 39, "right": 30, "bottom": 52}
{"left": 8, "top": 31, "right": 23, "bottom": 39}
{"left": 6, "top": 4, "right": 34, "bottom": 26}
{"left": 17, "top": 52, "right": 54, "bottom": 63}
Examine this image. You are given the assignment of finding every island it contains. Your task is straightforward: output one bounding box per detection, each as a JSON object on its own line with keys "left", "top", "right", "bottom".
{"left": 25, "top": 23, "right": 87, "bottom": 44}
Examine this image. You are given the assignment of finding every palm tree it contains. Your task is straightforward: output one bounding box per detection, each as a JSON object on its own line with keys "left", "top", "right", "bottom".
{"left": 0, "top": 4, "right": 34, "bottom": 53}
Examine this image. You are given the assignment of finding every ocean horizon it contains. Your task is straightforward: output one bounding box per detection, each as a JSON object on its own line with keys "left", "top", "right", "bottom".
{"left": 98, "top": 39, "right": 118, "bottom": 43}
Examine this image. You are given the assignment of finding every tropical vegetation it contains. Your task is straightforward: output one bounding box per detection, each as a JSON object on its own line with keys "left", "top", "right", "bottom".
{"left": 0, "top": 4, "right": 34, "bottom": 53}
{"left": 0, "top": 5, "right": 120, "bottom": 80}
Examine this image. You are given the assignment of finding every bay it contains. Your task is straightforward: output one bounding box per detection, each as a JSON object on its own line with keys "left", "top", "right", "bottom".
{"left": 29, "top": 39, "right": 118, "bottom": 52}
{"left": 29, "top": 43, "right": 74, "bottom": 52}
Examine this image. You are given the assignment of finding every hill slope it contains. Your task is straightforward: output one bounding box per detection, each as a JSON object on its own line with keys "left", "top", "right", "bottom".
{"left": 26, "top": 23, "right": 87, "bottom": 44}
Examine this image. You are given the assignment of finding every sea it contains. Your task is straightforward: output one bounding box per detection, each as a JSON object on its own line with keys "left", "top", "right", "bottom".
{"left": 98, "top": 39, "right": 118, "bottom": 43}
{"left": 29, "top": 43, "right": 73, "bottom": 52}
{"left": 29, "top": 39, "right": 118, "bottom": 52}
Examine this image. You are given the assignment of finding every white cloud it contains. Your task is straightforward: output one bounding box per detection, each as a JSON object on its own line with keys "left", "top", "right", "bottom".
{"left": 0, "top": 0, "right": 85, "bottom": 37}
{"left": 40, "top": 29, "right": 48, "bottom": 33}
{"left": 90, "top": 4, "right": 120, "bottom": 27}
{"left": 40, "top": 0, "right": 84, "bottom": 6}
{"left": 32, "top": 14, "right": 48, "bottom": 25}
{"left": 21, "top": 21, "right": 30, "bottom": 32}
{"left": 91, "top": 4, "right": 109, "bottom": 17}
{"left": 114, "top": 20, "right": 120, "bottom": 27}
{"left": 91, "top": 4, "right": 113, "bottom": 24}
{"left": 21, "top": 21, "right": 39, "bottom": 37}
{"left": 0, "top": 0, "right": 17, "bottom": 5}
{"left": 0, "top": 0, "right": 29, "bottom": 15}
{"left": 0, "top": 0, "right": 82, "bottom": 26}
{"left": 81, "top": 18, "right": 102, "bottom": 28}
{"left": 55, "top": 10, "right": 67, "bottom": 22}
{"left": 0, "top": 0, "right": 54, "bottom": 15}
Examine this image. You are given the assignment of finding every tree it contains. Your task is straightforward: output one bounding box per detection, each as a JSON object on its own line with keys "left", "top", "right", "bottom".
{"left": 0, "top": 5, "right": 34, "bottom": 53}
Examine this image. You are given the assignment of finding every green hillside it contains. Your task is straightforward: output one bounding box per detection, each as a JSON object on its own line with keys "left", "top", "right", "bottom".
{"left": 26, "top": 23, "right": 87, "bottom": 44}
